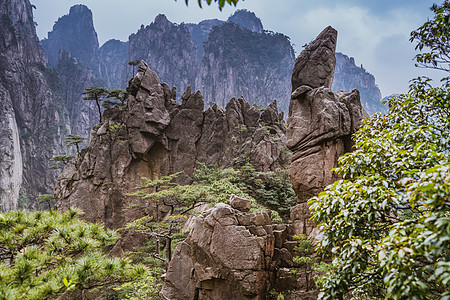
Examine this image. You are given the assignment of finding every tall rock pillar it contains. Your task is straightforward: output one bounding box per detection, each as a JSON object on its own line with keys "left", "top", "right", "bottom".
{"left": 286, "top": 26, "right": 367, "bottom": 236}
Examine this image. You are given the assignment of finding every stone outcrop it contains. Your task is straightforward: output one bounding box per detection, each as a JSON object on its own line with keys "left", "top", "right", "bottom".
{"left": 55, "top": 61, "right": 288, "bottom": 227}
{"left": 160, "top": 203, "right": 275, "bottom": 299}
{"left": 0, "top": 0, "right": 69, "bottom": 209}
{"left": 287, "top": 27, "right": 368, "bottom": 236}
{"left": 161, "top": 201, "right": 319, "bottom": 299}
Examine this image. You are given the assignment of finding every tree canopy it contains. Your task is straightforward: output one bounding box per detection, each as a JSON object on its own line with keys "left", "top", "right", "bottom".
{"left": 311, "top": 2, "right": 450, "bottom": 298}
{"left": 0, "top": 209, "right": 145, "bottom": 299}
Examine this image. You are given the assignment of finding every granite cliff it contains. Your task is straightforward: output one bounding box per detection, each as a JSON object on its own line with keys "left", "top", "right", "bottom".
{"left": 0, "top": 0, "right": 69, "bottom": 209}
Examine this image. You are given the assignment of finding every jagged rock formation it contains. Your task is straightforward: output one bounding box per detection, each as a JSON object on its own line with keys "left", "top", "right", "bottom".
{"left": 333, "top": 52, "right": 385, "bottom": 113}
{"left": 41, "top": 4, "right": 99, "bottom": 69}
{"left": 0, "top": 0, "right": 69, "bottom": 209}
{"left": 55, "top": 61, "right": 288, "bottom": 227}
{"left": 126, "top": 14, "right": 198, "bottom": 94}
{"left": 196, "top": 22, "right": 295, "bottom": 112}
{"left": 227, "top": 9, "right": 264, "bottom": 34}
{"left": 287, "top": 26, "right": 368, "bottom": 236}
{"left": 161, "top": 201, "right": 319, "bottom": 299}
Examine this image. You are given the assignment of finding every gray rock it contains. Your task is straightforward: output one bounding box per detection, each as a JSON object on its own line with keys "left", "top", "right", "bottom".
{"left": 160, "top": 203, "right": 275, "bottom": 299}
{"left": 291, "top": 26, "right": 337, "bottom": 91}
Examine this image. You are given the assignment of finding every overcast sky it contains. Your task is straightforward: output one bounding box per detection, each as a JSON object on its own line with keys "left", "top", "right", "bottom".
{"left": 32, "top": 0, "right": 445, "bottom": 97}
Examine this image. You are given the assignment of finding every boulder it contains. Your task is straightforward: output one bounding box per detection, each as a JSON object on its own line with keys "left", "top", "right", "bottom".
{"left": 160, "top": 204, "right": 275, "bottom": 300}
{"left": 229, "top": 194, "right": 252, "bottom": 212}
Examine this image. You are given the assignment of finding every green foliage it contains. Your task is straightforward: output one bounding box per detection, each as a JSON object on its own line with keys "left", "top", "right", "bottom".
{"left": 103, "top": 88, "right": 128, "bottom": 110}
{"left": 0, "top": 209, "right": 145, "bottom": 299}
{"left": 229, "top": 162, "right": 297, "bottom": 220}
{"left": 128, "top": 60, "right": 140, "bottom": 77}
{"left": 50, "top": 154, "right": 75, "bottom": 169}
{"left": 65, "top": 134, "right": 86, "bottom": 154}
{"left": 36, "top": 193, "right": 55, "bottom": 210}
{"left": 410, "top": 0, "right": 450, "bottom": 73}
{"left": 310, "top": 77, "right": 450, "bottom": 299}
{"left": 82, "top": 87, "right": 109, "bottom": 124}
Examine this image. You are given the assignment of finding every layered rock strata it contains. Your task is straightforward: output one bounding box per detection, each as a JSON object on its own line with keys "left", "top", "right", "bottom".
{"left": 55, "top": 61, "right": 288, "bottom": 228}
{"left": 287, "top": 26, "right": 368, "bottom": 236}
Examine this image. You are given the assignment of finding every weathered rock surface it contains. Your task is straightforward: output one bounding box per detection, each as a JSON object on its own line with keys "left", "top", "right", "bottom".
{"left": 55, "top": 61, "right": 288, "bottom": 227}
{"left": 160, "top": 203, "right": 275, "bottom": 300}
{"left": 291, "top": 26, "right": 337, "bottom": 92}
{"left": 99, "top": 39, "right": 128, "bottom": 89}
{"left": 57, "top": 50, "right": 103, "bottom": 140}
{"left": 0, "top": 0, "right": 69, "bottom": 209}
{"left": 287, "top": 27, "right": 367, "bottom": 236}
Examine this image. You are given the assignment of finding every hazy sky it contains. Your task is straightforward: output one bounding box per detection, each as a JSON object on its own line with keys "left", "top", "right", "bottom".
{"left": 32, "top": 0, "right": 445, "bottom": 97}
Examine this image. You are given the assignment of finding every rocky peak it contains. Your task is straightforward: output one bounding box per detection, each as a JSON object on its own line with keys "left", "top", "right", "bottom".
{"left": 227, "top": 9, "right": 264, "bottom": 33}
{"left": 126, "top": 14, "right": 198, "bottom": 97}
{"left": 186, "top": 18, "right": 225, "bottom": 61}
{"left": 287, "top": 26, "right": 367, "bottom": 237}
{"left": 41, "top": 4, "right": 99, "bottom": 68}
{"left": 99, "top": 39, "right": 128, "bottom": 89}
{"left": 291, "top": 26, "right": 337, "bottom": 92}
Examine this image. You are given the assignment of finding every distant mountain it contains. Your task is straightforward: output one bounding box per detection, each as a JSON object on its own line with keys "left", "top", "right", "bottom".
{"left": 333, "top": 52, "right": 386, "bottom": 113}
{"left": 227, "top": 9, "right": 264, "bottom": 33}
{"left": 41, "top": 5, "right": 99, "bottom": 69}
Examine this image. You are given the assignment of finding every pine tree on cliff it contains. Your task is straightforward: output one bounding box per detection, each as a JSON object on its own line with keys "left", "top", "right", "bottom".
{"left": 128, "top": 60, "right": 140, "bottom": 78}
{"left": 82, "top": 87, "right": 108, "bottom": 124}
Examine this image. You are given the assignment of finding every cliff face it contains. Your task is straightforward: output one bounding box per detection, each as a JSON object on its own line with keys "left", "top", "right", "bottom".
{"left": 0, "top": 0, "right": 69, "bottom": 209}
{"left": 57, "top": 50, "right": 103, "bottom": 139}
{"left": 196, "top": 22, "right": 295, "bottom": 112}
{"left": 55, "top": 61, "right": 288, "bottom": 228}
{"left": 41, "top": 4, "right": 99, "bottom": 70}
{"left": 126, "top": 14, "right": 198, "bottom": 94}
{"left": 185, "top": 19, "right": 224, "bottom": 61}
{"left": 333, "top": 52, "right": 385, "bottom": 113}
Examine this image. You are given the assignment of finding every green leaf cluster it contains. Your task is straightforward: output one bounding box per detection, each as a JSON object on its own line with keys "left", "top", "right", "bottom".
{"left": 310, "top": 77, "right": 450, "bottom": 299}
{"left": 0, "top": 209, "right": 145, "bottom": 299}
